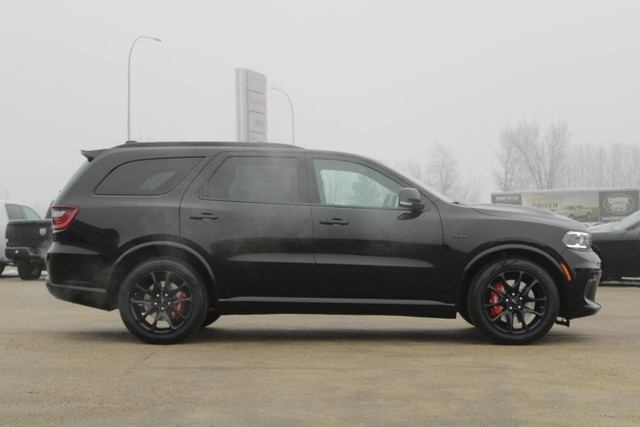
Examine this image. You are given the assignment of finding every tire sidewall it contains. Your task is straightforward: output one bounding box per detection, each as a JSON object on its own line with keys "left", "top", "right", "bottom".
{"left": 17, "top": 261, "right": 41, "bottom": 280}
{"left": 118, "top": 258, "right": 208, "bottom": 344}
{"left": 468, "top": 258, "right": 559, "bottom": 345}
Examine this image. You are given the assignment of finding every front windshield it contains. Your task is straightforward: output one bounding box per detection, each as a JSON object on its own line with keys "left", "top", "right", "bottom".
{"left": 612, "top": 210, "right": 640, "bottom": 231}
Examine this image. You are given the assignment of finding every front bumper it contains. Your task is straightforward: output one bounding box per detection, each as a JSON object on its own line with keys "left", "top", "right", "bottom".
{"left": 561, "top": 248, "right": 602, "bottom": 319}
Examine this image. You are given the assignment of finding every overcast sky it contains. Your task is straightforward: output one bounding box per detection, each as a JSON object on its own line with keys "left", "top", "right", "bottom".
{"left": 2, "top": 0, "right": 639, "bottom": 214}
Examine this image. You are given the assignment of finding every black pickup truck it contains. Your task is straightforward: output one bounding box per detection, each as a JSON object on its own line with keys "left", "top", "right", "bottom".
{"left": 5, "top": 219, "right": 52, "bottom": 280}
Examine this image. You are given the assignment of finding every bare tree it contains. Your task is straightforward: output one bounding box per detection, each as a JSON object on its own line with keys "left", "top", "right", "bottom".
{"left": 504, "top": 119, "right": 570, "bottom": 190}
{"left": 493, "top": 125, "right": 530, "bottom": 191}
{"left": 541, "top": 120, "right": 571, "bottom": 188}
{"left": 565, "top": 142, "right": 640, "bottom": 189}
{"left": 428, "top": 142, "right": 458, "bottom": 197}
{"left": 395, "top": 142, "right": 482, "bottom": 203}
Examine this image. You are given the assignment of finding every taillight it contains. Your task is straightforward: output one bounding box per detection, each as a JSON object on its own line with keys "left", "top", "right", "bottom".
{"left": 51, "top": 206, "right": 79, "bottom": 231}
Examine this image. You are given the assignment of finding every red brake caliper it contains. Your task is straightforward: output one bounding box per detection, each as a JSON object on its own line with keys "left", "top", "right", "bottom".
{"left": 173, "top": 291, "right": 186, "bottom": 320}
{"left": 489, "top": 282, "right": 504, "bottom": 317}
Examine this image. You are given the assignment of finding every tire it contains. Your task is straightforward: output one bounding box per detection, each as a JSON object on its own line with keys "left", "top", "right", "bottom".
{"left": 17, "top": 261, "right": 42, "bottom": 280}
{"left": 118, "top": 258, "right": 208, "bottom": 344}
{"left": 459, "top": 306, "right": 474, "bottom": 326}
{"left": 201, "top": 310, "right": 221, "bottom": 328}
{"left": 0, "top": 264, "right": 5, "bottom": 276}
{"left": 467, "top": 258, "right": 559, "bottom": 345}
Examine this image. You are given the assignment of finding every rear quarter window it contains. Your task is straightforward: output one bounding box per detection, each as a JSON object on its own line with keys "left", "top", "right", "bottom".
{"left": 5, "top": 204, "right": 23, "bottom": 220}
{"left": 95, "top": 157, "right": 202, "bottom": 196}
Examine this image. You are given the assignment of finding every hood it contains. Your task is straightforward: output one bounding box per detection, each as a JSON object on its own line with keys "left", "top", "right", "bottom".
{"left": 471, "top": 203, "right": 587, "bottom": 230}
{"left": 589, "top": 223, "right": 616, "bottom": 234}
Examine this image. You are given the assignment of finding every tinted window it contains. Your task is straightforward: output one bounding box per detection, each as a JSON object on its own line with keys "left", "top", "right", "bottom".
{"left": 205, "top": 157, "right": 299, "bottom": 204}
{"left": 5, "top": 204, "right": 23, "bottom": 220}
{"left": 314, "top": 159, "right": 401, "bottom": 208}
{"left": 22, "top": 206, "right": 41, "bottom": 220}
{"left": 96, "top": 157, "right": 202, "bottom": 195}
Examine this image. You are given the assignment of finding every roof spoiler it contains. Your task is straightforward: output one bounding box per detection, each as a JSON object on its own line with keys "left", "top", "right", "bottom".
{"left": 81, "top": 149, "right": 103, "bottom": 161}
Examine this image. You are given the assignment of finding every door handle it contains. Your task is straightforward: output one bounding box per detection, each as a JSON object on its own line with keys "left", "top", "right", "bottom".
{"left": 190, "top": 212, "right": 219, "bottom": 221}
{"left": 320, "top": 218, "right": 349, "bottom": 226}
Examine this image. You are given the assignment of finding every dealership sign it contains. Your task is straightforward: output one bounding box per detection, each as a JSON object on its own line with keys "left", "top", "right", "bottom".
{"left": 236, "top": 68, "right": 267, "bottom": 142}
{"left": 491, "top": 189, "right": 640, "bottom": 222}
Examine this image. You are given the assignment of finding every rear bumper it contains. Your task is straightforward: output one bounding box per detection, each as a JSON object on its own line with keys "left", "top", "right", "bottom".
{"left": 46, "top": 279, "right": 113, "bottom": 311}
{"left": 46, "top": 244, "right": 115, "bottom": 310}
{"left": 5, "top": 247, "right": 45, "bottom": 263}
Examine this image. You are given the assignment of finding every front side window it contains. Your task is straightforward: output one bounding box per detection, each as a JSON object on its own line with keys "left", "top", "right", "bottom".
{"left": 205, "top": 157, "right": 299, "bottom": 204}
{"left": 95, "top": 157, "right": 202, "bottom": 195}
{"left": 313, "top": 159, "right": 401, "bottom": 208}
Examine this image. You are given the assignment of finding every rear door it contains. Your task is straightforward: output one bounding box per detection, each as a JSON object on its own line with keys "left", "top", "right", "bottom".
{"left": 307, "top": 154, "right": 444, "bottom": 300}
{"left": 180, "top": 151, "right": 314, "bottom": 298}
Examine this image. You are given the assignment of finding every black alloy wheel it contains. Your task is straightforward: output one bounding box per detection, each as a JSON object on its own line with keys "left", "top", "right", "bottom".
{"left": 118, "top": 258, "right": 207, "bottom": 344}
{"left": 17, "top": 261, "right": 42, "bottom": 280}
{"left": 468, "top": 258, "right": 559, "bottom": 345}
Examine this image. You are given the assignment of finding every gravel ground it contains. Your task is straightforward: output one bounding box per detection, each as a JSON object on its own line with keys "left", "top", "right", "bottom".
{"left": 1, "top": 269, "right": 639, "bottom": 426}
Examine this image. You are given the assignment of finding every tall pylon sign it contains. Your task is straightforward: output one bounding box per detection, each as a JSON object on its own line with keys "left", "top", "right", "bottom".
{"left": 235, "top": 68, "right": 267, "bottom": 142}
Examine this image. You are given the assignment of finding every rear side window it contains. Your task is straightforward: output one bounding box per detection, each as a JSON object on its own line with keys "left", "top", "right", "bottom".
{"left": 5, "top": 204, "right": 23, "bottom": 220}
{"left": 22, "top": 206, "right": 41, "bottom": 220}
{"left": 204, "top": 157, "right": 299, "bottom": 204}
{"left": 96, "top": 157, "right": 202, "bottom": 195}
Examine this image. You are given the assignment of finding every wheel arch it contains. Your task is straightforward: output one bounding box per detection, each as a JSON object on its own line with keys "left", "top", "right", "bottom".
{"left": 455, "top": 245, "right": 570, "bottom": 321}
{"left": 106, "top": 241, "right": 217, "bottom": 311}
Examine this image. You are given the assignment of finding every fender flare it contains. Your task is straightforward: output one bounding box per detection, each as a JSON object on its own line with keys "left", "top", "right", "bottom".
{"left": 457, "top": 243, "right": 568, "bottom": 303}
{"left": 107, "top": 240, "right": 217, "bottom": 300}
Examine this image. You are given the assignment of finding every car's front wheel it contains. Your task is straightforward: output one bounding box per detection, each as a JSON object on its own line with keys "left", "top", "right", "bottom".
{"left": 467, "top": 258, "right": 559, "bottom": 345}
{"left": 118, "top": 258, "right": 208, "bottom": 344}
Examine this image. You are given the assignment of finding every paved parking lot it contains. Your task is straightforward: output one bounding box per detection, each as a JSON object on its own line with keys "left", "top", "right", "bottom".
{"left": 1, "top": 269, "right": 639, "bottom": 426}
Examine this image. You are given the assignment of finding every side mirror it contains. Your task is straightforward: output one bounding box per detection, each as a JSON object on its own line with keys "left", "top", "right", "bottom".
{"left": 398, "top": 188, "right": 425, "bottom": 212}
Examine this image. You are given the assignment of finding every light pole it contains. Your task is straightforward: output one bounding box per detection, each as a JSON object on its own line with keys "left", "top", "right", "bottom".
{"left": 127, "top": 35, "right": 162, "bottom": 141}
{"left": 271, "top": 87, "right": 295, "bottom": 146}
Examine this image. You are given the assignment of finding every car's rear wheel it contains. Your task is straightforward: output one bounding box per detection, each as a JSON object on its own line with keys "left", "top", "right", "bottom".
{"left": 0, "top": 263, "right": 5, "bottom": 276}
{"left": 468, "top": 258, "right": 559, "bottom": 345}
{"left": 17, "top": 261, "right": 42, "bottom": 280}
{"left": 118, "top": 258, "right": 207, "bottom": 344}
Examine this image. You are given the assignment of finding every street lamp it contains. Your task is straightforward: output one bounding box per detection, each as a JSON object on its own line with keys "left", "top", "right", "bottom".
{"left": 271, "top": 87, "right": 295, "bottom": 146}
{"left": 127, "top": 35, "right": 162, "bottom": 141}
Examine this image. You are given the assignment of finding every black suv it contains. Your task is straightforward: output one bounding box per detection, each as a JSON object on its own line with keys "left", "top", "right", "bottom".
{"left": 47, "top": 142, "right": 601, "bottom": 344}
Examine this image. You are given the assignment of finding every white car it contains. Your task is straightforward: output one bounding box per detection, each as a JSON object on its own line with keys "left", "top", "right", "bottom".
{"left": 555, "top": 205, "right": 593, "bottom": 221}
{"left": 0, "top": 200, "right": 42, "bottom": 276}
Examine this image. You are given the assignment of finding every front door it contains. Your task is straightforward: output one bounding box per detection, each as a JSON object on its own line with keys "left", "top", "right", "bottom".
{"left": 308, "top": 155, "right": 443, "bottom": 300}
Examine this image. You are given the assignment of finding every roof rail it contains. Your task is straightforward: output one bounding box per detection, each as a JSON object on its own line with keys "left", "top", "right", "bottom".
{"left": 114, "top": 141, "right": 303, "bottom": 149}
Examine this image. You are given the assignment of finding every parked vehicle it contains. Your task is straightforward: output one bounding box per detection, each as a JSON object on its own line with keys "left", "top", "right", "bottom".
{"left": 5, "top": 217, "right": 52, "bottom": 280}
{"left": 555, "top": 205, "right": 592, "bottom": 221}
{"left": 591, "top": 211, "right": 640, "bottom": 280}
{"left": 47, "top": 141, "right": 602, "bottom": 345}
{"left": 0, "top": 200, "right": 44, "bottom": 277}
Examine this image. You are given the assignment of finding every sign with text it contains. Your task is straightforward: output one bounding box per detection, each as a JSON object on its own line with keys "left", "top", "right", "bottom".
{"left": 236, "top": 68, "right": 267, "bottom": 142}
{"left": 492, "top": 188, "right": 640, "bottom": 222}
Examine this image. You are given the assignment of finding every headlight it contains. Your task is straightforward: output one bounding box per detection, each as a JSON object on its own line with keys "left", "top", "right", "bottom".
{"left": 563, "top": 231, "right": 592, "bottom": 250}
